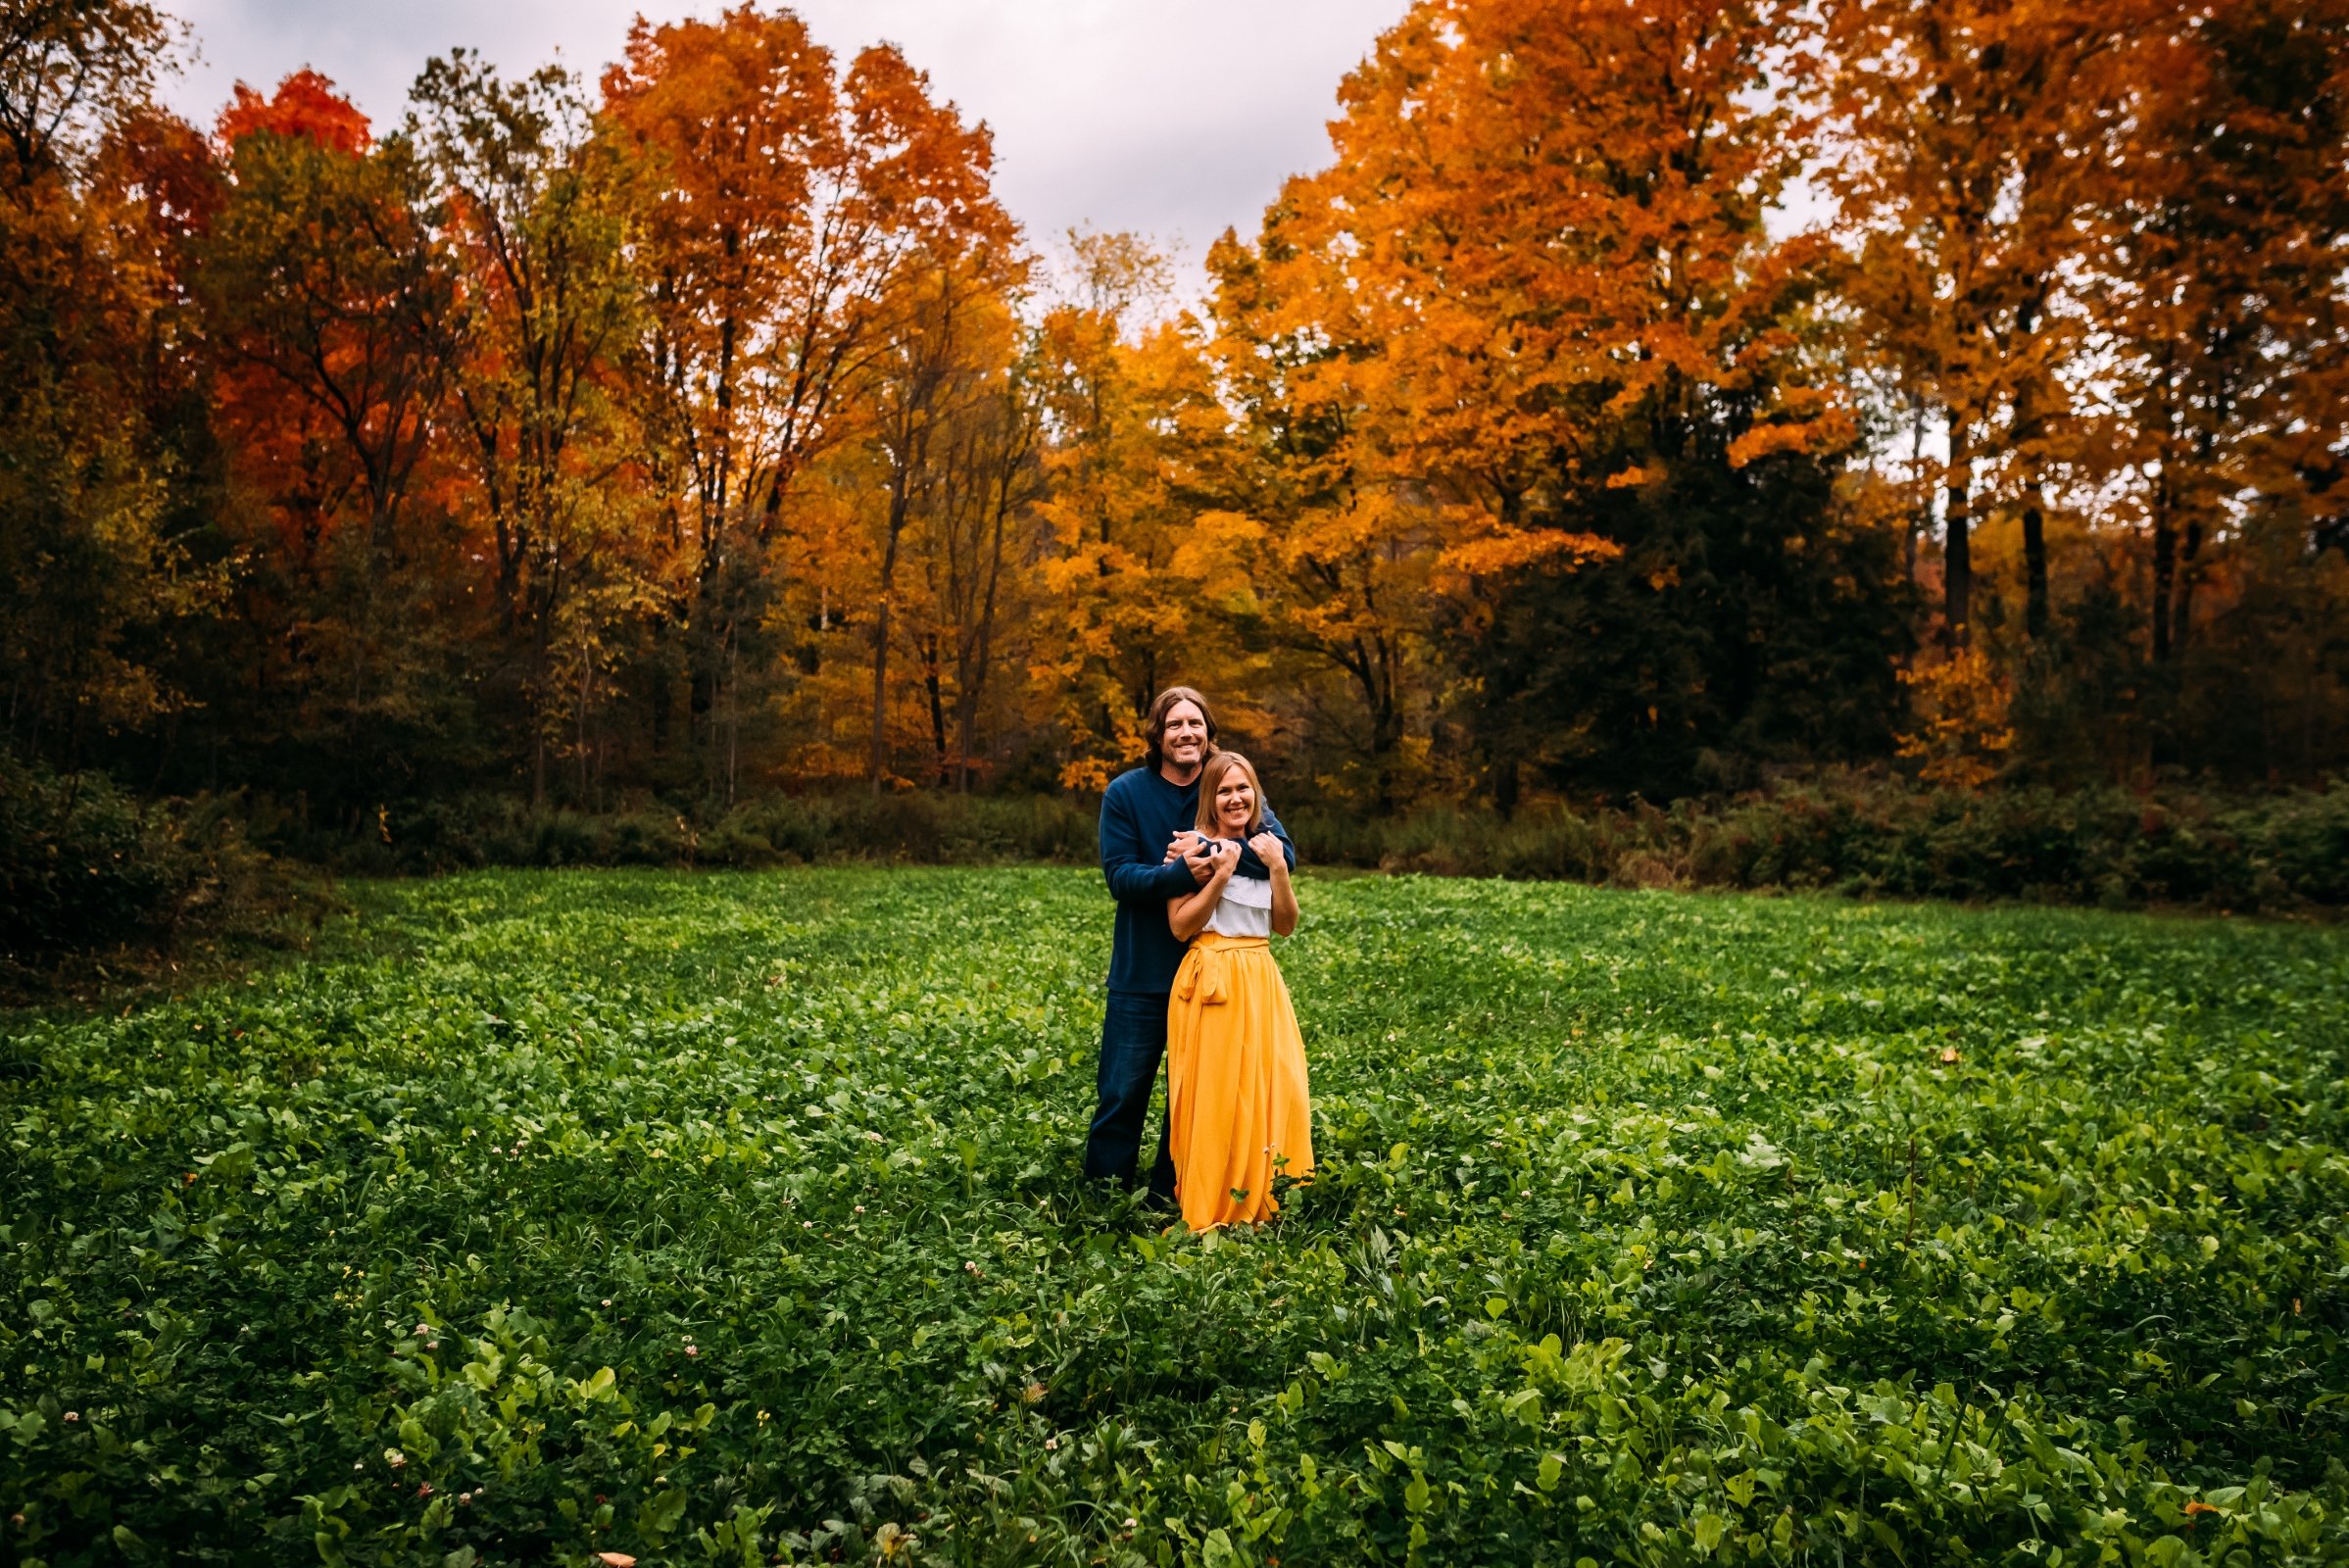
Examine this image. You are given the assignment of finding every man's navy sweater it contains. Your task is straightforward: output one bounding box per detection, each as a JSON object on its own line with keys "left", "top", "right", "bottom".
{"left": 1099, "top": 764, "right": 1297, "bottom": 996}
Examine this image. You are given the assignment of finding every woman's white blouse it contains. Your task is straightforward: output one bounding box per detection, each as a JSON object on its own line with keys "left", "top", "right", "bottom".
{"left": 1204, "top": 867, "right": 1275, "bottom": 938}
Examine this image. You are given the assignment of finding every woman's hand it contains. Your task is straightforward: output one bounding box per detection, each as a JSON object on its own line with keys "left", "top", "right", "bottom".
{"left": 1248, "top": 831, "right": 1287, "bottom": 875}
{"left": 1251, "top": 829, "right": 1299, "bottom": 935}
{"left": 1168, "top": 836, "right": 1244, "bottom": 942}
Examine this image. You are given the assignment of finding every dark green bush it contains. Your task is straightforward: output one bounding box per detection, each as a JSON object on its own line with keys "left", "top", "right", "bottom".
{"left": 282, "top": 790, "right": 1103, "bottom": 875}
{"left": 0, "top": 754, "right": 184, "bottom": 956}
{"left": 214, "top": 771, "right": 2349, "bottom": 911}
{"left": 0, "top": 754, "right": 308, "bottom": 990}
{"left": 1296, "top": 774, "right": 2348, "bottom": 911}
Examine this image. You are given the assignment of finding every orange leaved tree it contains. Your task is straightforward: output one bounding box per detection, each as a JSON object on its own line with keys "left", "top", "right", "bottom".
{"left": 858, "top": 245, "right": 1031, "bottom": 790}
{"left": 1821, "top": 0, "right": 2158, "bottom": 647}
{"left": 204, "top": 73, "right": 448, "bottom": 569}
{"left": 2091, "top": 0, "right": 2349, "bottom": 666}
{"left": 1245, "top": 0, "right": 1887, "bottom": 801}
{"left": 602, "top": 5, "right": 1009, "bottom": 801}
{"left": 411, "top": 51, "right": 654, "bottom": 803}
{"left": 1200, "top": 218, "right": 1438, "bottom": 807}
{"left": 197, "top": 73, "right": 458, "bottom": 797}
{"left": 1030, "top": 232, "right": 1248, "bottom": 791}
{"left": 0, "top": 0, "right": 220, "bottom": 765}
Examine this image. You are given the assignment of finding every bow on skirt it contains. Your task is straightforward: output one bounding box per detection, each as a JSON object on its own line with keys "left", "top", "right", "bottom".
{"left": 1175, "top": 933, "right": 1269, "bottom": 1006}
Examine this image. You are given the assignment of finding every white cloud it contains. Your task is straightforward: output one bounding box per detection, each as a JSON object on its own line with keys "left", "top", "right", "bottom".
{"left": 162, "top": 0, "right": 1405, "bottom": 292}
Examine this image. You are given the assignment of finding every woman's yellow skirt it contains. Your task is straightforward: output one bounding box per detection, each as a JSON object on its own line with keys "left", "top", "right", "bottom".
{"left": 1166, "top": 932, "right": 1314, "bottom": 1231}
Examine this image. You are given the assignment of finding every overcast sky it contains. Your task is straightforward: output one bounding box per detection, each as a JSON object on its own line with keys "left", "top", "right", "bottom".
{"left": 161, "top": 0, "right": 1408, "bottom": 297}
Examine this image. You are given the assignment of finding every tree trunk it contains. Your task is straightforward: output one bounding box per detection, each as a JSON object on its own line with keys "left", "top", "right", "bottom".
{"left": 529, "top": 611, "right": 553, "bottom": 808}
{"left": 868, "top": 543, "right": 903, "bottom": 795}
{"left": 688, "top": 592, "right": 719, "bottom": 781}
{"left": 2174, "top": 420, "right": 2217, "bottom": 657}
{"left": 1372, "top": 697, "right": 1402, "bottom": 813}
{"left": 1943, "top": 419, "right": 1974, "bottom": 647}
{"left": 2012, "top": 295, "right": 2054, "bottom": 643}
{"left": 1904, "top": 398, "right": 1929, "bottom": 584}
{"left": 2021, "top": 490, "right": 2049, "bottom": 640}
{"left": 2151, "top": 465, "right": 2177, "bottom": 664}
{"left": 955, "top": 475, "right": 1014, "bottom": 794}
{"left": 924, "top": 633, "right": 949, "bottom": 783}
{"left": 576, "top": 652, "right": 593, "bottom": 805}
{"left": 1348, "top": 630, "right": 1405, "bottom": 812}
{"left": 2173, "top": 518, "right": 2202, "bottom": 655}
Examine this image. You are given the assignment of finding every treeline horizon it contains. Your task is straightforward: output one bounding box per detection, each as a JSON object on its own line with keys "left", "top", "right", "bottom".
{"left": 5, "top": 0, "right": 2347, "bottom": 840}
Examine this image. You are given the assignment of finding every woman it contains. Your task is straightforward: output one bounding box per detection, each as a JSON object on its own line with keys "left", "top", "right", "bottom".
{"left": 1164, "top": 751, "right": 1314, "bottom": 1230}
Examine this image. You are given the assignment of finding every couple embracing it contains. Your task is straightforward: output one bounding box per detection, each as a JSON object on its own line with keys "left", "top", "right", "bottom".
{"left": 1085, "top": 686, "right": 1315, "bottom": 1231}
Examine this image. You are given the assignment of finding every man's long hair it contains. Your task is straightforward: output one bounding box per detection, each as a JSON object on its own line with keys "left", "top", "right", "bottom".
{"left": 1143, "top": 686, "right": 1219, "bottom": 772}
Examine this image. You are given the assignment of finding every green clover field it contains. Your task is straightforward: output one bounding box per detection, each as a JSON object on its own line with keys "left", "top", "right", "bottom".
{"left": 4, "top": 868, "right": 2347, "bottom": 1567}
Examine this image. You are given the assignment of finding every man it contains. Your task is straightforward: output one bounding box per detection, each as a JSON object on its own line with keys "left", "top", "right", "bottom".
{"left": 1088, "top": 686, "right": 1297, "bottom": 1206}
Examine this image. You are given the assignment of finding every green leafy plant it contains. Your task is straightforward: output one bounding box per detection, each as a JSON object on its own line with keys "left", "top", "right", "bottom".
{"left": 1, "top": 868, "right": 2344, "bottom": 1564}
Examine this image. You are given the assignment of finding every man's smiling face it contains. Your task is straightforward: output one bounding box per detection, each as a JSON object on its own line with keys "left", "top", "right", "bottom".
{"left": 1160, "top": 700, "right": 1210, "bottom": 777}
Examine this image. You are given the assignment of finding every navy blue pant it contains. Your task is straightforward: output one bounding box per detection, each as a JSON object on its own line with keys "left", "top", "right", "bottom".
{"left": 1084, "top": 988, "right": 1177, "bottom": 1204}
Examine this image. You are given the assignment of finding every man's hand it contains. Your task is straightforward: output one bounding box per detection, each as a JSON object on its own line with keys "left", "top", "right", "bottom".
{"left": 1184, "top": 843, "right": 1219, "bottom": 886}
{"left": 1163, "top": 828, "right": 1203, "bottom": 864}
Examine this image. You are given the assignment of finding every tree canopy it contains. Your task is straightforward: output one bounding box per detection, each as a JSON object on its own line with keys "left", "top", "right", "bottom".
{"left": 5, "top": 0, "right": 2346, "bottom": 820}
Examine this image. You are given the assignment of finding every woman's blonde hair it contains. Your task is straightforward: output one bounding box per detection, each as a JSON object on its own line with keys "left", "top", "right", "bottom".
{"left": 1195, "top": 751, "right": 1265, "bottom": 837}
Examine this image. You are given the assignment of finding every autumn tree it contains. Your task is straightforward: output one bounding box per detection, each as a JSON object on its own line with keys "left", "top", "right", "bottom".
{"left": 1269, "top": 0, "right": 1902, "bottom": 801}
{"left": 0, "top": 0, "right": 220, "bottom": 766}
{"left": 601, "top": 5, "right": 1008, "bottom": 801}
{"left": 1200, "top": 219, "right": 1439, "bottom": 807}
{"left": 859, "top": 246, "right": 1030, "bottom": 789}
{"left": 1031, "top": 232, "right": 1250, "bottom": 790}
{"left": 191, "top": 73, "right": 462, "bottom": 807}
{"left": 1822, "top": 0, "right": 2160, "bottom": 648}
{"left": 910, "top": 342, "right": 1047, "bottom": 790}
{"left": 2100, "top": 0, "right": 2349, "bottom": 774}
{"left": 2095, "top": 0, "right": 2349, "bottom": 664}
{"left": 13, "top": 0, "right": 2349, "bottom": 830}
{"left": 0, "top": 0, "right": 171, "bottom": 180}
{"left": 411, "top": 51, "right": 653, "bottom": 803}
{"left": 205, "top": 73, "right": 447, "bottom": 560}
